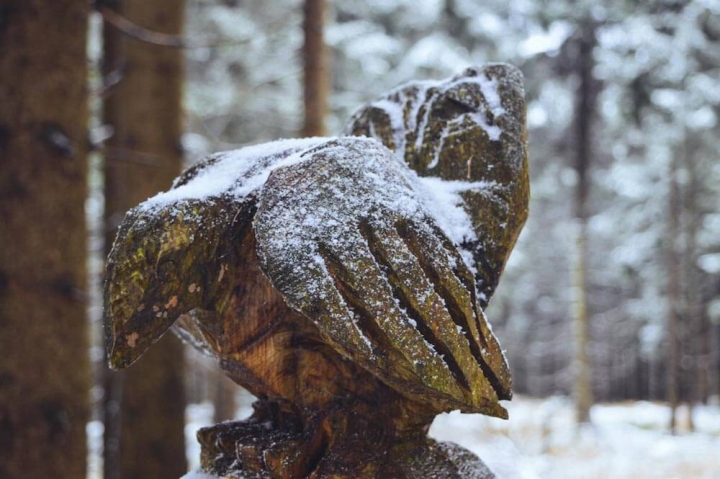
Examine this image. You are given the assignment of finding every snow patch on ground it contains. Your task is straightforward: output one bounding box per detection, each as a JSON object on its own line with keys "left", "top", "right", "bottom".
{"left": 430, "top": 396, "right": 720, "bottom": 479}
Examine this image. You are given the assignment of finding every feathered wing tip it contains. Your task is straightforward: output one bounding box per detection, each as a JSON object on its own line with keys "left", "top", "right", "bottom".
{"left": 254, "top": 138, "right": 511, "bottom": 417}
{"left": 104, "top": 196, "right": 248, "bottom": 369}
{"left": 343, "top": 63, "right": 530, "bottom": 308}
{"left": 103, "top": 141, "right": 324, "bottom": 370}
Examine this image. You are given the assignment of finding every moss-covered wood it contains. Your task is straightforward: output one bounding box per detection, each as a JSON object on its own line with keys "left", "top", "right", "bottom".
{"left": 104, "top": 65, "right": 528, "bottom": 478}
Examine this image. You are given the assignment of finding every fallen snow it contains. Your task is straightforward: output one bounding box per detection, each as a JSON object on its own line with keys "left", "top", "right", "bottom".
{"left": 139, "top": 137, "right": 328, "bottom": 211}
{"left": 135, "top": 134, "right": 486, "bottom": 275}
{"left": 177, "top": 395, "right": 720, "bottom": 479}
{"left": 410, "top": 71, "right": 505, "bottom": 150}
{"left": 430, "top": 396, "right": 720, "bottom": 479}
{"left": 414, "top": 176, "right": 497, "bottom": 251}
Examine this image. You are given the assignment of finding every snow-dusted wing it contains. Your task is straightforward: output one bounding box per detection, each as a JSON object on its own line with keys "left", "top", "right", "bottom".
{"left": 104, "top": 139, "right": 326, "bottom": 369}
{"left": 344, "top": 64, "right": 529, "bottom": 308}
{"left": 254, "top": 138, "right": 511, "bottom": 418}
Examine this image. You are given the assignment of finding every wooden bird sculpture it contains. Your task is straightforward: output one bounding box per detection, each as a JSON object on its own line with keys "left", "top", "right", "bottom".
{"left": 104, "top": 63, "right": 529, "bottom": 479}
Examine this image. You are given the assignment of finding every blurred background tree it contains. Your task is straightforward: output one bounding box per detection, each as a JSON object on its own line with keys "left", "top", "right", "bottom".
{"left": 99, "top": 1, "right": 187, "bottom": 477}
{"left": 0, "top": 1, "right": 91, "bottom": 478}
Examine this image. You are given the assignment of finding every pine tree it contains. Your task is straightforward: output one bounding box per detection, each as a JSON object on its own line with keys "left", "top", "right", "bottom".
{"left": 0, "top": 1, "right": 91, "bottom": 477}
{"left": 302, "top": 0, "right": 329, "bottom": 137}
{"left": 572, "top": 22, "right": 597, "bottom": 425}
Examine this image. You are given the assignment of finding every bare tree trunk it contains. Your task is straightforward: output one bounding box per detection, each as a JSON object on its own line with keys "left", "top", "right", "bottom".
{"left": 713, "top": 321, "right": 720, "bottom": 401}
{"left": 0, "top": 2, "right": 90, "bottom": 477}
{"left": 572, "top": 25, "right": 596, "bottom": 425}
{"left": 667, "top": 152, "right": 681, "bottom": 434}
{"left": 301, "top": 0, "right": 329, "bottom": 137}
{"left": 697, "top": 295, "right": 711, "bottom": 404}
{"left": 573, "top": 223, "right": 592, "bottom": 423}
{"left": 213, "top": 374, "right": 237, "bottom": 424}
{"left": 101, "top": 1, "right": 187, "bottom": 477}
{"left": 682, "top": 142, "right": 700, "bottom": 432}
{"left": 443, "top": 0, "right": 473, "bottom": 51}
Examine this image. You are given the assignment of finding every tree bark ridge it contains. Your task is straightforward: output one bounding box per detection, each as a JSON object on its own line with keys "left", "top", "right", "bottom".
{"left": 0, "top": 1, "right": 90, "bottom": 477}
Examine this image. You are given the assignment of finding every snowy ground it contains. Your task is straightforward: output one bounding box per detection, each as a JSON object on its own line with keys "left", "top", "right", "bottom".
{"left": 430, "top": 396, "right": 720, "bottom": 479}
{"left": 89, "top": 395, "right": 720, "bottom": 479}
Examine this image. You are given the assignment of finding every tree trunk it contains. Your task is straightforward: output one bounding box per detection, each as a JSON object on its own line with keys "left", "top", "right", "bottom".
{"left": 213, "top": 374, "right": 237, "bottom": 424}
{"left": 301, "top": 0, "right": 329, "bottom": 137}
{"left": 682, "top": 139, "right": 700, "bottom": 431}
{"left": 708, "top": 316, "right": 720, "bottom": 399}
{"left": 443, "top": 0, "right": 473, "bottom": 51}
{"left": 572, "top": 25, "right": 596, "bottom": 425}
{"left": 697, "top": 294, "right": 710, "bottom": 404}
{"left": 0, "top": 2, "right": 90, "bottom": 477}
{"left": 667, "top": 152, "right": 681, "bottom": 434}
{"left": 101, "top": 1, "right": 187, "bottom": 477}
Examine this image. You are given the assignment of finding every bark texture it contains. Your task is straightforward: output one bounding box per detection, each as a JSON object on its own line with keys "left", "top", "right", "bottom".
{"left": 301, "top": 0, "right": 329, "bottom": 137}
{"left": 0, "top": 2, "right": 90, "bottom": 477}
{"left": 101, "top": 1, "right": 187, "bottom": 477}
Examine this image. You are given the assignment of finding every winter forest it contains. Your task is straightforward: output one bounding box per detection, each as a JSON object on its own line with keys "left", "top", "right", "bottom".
{"left": 1, "top": 0, "right": 720, "bottom": 478}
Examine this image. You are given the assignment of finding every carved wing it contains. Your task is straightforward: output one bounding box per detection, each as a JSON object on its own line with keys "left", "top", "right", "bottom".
{"left": 254, "top": 137, "right": 512, "bottom": 418}
{"left": 104, "top": 140, "right": 320, "bottom": 369}
{"left": 104, "top": 195, "right": 247, "bottom": 369}
{"left": 344, "top": 63, "right": 529, "bottom": 308}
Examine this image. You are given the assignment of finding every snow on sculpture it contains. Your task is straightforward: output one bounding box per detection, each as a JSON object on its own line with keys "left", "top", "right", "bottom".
{"left": 104, "top": 64, "right": 529, "bottom": 478}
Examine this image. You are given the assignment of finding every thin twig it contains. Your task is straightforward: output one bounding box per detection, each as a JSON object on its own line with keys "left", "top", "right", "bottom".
{"left": 96, "top": 65, "right": 126, "bottom": 98}
{"left": 97, "top": 6, "right": 250, "bottom": 49}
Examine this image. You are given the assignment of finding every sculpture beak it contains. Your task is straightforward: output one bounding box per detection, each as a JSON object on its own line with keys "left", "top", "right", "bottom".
{"left": 103, "top": 207, "right": 196, "bottom": 369}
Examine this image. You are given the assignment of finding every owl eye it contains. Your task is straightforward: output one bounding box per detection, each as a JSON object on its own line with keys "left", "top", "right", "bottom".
{"left": 446, "top": 97, "right": 476, "bottom": 114}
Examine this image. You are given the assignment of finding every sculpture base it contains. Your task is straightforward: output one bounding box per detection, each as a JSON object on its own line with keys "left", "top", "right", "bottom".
{"left": 196, "top": 400, "right": 496, "bottom": 479}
